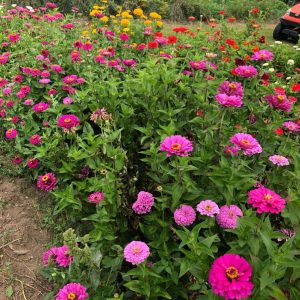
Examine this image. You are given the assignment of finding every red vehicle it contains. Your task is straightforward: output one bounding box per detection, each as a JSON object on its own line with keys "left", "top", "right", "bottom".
{"left": 273, "top": 3, "right": 300, "bottom": 41}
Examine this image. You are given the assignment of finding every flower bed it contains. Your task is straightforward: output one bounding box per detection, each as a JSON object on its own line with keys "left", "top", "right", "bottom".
{"left": 1, "top": 2, "right": 300, "bottom": 299}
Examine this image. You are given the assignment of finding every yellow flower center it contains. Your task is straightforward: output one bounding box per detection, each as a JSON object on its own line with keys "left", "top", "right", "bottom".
{"left": 132, "top": 246, "right": 141, "bottom": 254}
{"left": 67, "top": 293, "right": 77, "bottom": 300}
{"left": 64, "top": 118, "right": 71, "bottom": 123}
{"left": 7, "top": 129, "right": 12, "bottom": 134}
{"left": 277, "top": 95, "right": 285, "bottom": 102}
{"left": 171, "top": 143, "right": 182, "bottom": 151}
{"left": 226, "top": 266, "right": 239, "bottom": 279}
{"left": 241, "top": 139, "right": 250, "bottom": 145}
{"left": 264, "top": 194, "right": 272, "bottom": 201}
{"left": 42, "top": 175, "right": 49, "bottom": 182}
{"left": 205, "top": 205, "right": 212, "bottom": 211}
{"left": 228, "top": 83, "right": 236, "bottom": 89}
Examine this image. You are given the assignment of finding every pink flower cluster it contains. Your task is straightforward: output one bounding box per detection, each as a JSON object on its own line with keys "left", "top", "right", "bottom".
{"left": 56, "top": 282, "right": 88, "bottom": 300}
{"left": 230, "top": 133, "right": 262, "bottom": 155}
{"left": 174, "top": 204, "right": 196, "bottom": 226}
{"left": 247, "top": 186, "right": 286, "bottom": 214}
{"left": 43, "top": 245, "right": 73, "bottom": 267}
{"left": 124, "top": 241, "right": 150, "bottom": 265}
{"left": 208, "top": 253, "right": 254, "bottom": 300}
{"left": 37, "top": 172, "right": 57, "bottom": 191}
{"left": 132, "top": 191, "right": 154, "bottom": 214}
{"left": 216, "top": 205, "right": 243, "bottom": 229}
{"left": 160, "top": 135, "right": 193, "bottom": 157}
{"left": 88, "top": 192, "right": 105, "bottom": 204}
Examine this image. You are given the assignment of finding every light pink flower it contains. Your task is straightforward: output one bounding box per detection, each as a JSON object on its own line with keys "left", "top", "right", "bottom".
{"left": 124, "top": 241, "right": 150, "bottom": 265}
{"left": 269, "top": 155, "right": 289, "bottom": 166}
{"left": 216, "top": 205, "right": 243, "bottom": 229}
{"left": 88, "top": 192, "right": 105, "bottom": 204}
{"left": 230, "top": 133, "right": 262, "bottom": 155}
{"left": 215, "top": 94, "right": 243, "bottom": 107}
{"left": 196, "top": 200, "right": 219, "bottom": 217}
{"left": 174, "top": 204, "right": 196, "bottom": 226}
{"left": 132, "top": 191, "right": 154, "bottom": 214}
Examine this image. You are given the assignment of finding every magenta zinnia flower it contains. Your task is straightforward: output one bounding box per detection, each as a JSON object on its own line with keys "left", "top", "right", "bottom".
{"left": 230, "top": 133, "right": 262, "bottom": 155}
{"left": 196, "top": 200, "right": 220, "bottom": 217}
{"left": 57, "top": 114, "right": 80, "bottom": 129}
{"left": 189, "top": 60, "right": 217, "bottom": 71}
{"left": 88, "top": 192, "right": 105, "bottom": 204}
{"left": 235, "top": 65, "right": 258, "bottom": 77}
{"left": 132, "top": 191, "right": 154, "bottom": 214}
{"left": 247, "top": 186, "right": 286, "bottom": 214}
{"left": 283, "top": 121, "right": 300, "bottom": 132}
{"left": 55, "top": 245, "right": 74, "bottom": 267}
{"left": 37, "top": 172, "right": 57, "bottom": 192}
{"left": 208, "top": 254, "right": 254, "bottom": 300}
{"left": 42, "top": 246, "right": 58, "bottom": 265}
{"left": 56, "top": 283, "right": 88, "bottom": 300}
{"left": 216, "top": 205, "right": 243, "bottom": 229}
{"left": 30, "top": 134, "right": 41, "bottom": 145}
{"left": 32, "top": 102, "right": 49, "bottom": 112}
{"left": 27, "top": 158, "right": 40, "bottom": 169}
{"left": 251, "top": 49, "right": 273, "bottom": 61}
{"left": 224, "top": 146, "right": 239, "bottom": 156}
{"left": 160, "top": 135, "right": 193, "bottom": 157}
{"left": 269, "top": 155, "right": 289, "bottom": 166}
{"left": 174, "top": 204, "right": 196, "bottom": 226}
{"left": 218, "top": 81, "right": 244, "bottom": 97}
{"left": 215, "top": 94, "right": 243, "bottom": 107}
{"left": 5, "top": 128, "right": 18, "bottom": 139}
{"left": 265, "top": 94, "right": 292, "bottom": 112}
{"left": 124, "top": 241, "right": 150, "bottom": 265}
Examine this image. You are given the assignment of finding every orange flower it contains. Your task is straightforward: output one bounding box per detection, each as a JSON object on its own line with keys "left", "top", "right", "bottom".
{"left": 222, "top": 57, "right": 231, "bottom": 62}
{"left": 232, "top": 44, "right": 239, "bottom": 50}
{"left": 252, "top": 46, "right": 260, "bottom": 52}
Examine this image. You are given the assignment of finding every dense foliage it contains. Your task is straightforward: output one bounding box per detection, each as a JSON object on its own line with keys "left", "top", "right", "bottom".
{"left": 1, "top": 2, "right": 300, "bottom": 300}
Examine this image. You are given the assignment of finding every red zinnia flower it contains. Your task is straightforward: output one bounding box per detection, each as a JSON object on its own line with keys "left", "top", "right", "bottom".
{"left": 274, "top": 128, "right": 284, "bottom": 136}
{"left": 148, "top": 41, "right": 159, "bottom": 49}
{"left": 292, "top": 83, "right": 300, "bottom": 92}
{"left": 167, "top": 36, "right": 177, "bottom": 44}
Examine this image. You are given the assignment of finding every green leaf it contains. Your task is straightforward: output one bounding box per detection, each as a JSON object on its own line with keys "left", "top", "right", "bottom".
{"left": 5, "top": 286, "right": 14, "bottom": 298}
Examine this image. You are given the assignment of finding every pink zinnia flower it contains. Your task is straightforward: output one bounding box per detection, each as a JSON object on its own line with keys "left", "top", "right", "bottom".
{"left": 160, "top": 135, "right": 193, "bottom": 157}
{"left": 5, "top": 128, "right": 18, "bottom": 139}
{"left": 265, "top": 94, "right": 292, "bottom": 112}
{"left": 215, "top": 94, "right": 243, "bottom": 107}
{"left": 8, "top": 33, "right": 20, "bottom": 43}
{"left": 224, "top": 146, "right": 239, "bottom": 156}
{"left": 251, "top": 49, "right": 273, "bottom": 61}
{"left": 27, "top": 158, "right": 40, "bottom": 169}
{"left": 218, "top": 81, "right": 244, "bottom": 97}
{"left": 37, "top": 172, "right": 57, "bottom": 192}
{"left": 56, "top": 283, "right": 88, "bottom": 300}
{"left": 247, "top": 186, "right": 286, "bottom": 214}
{"left": 30, "top": 134, "right": 41, "bottom": 145}
{"left": 234, "top": 65, "right": 258, "bottom": 77}
{"left": 124, "top": 241, "right": 150, "bottom": 265}
{"left": 196, "top": 200, "right": 220, "bottom": 217}
{"left": 57, "top": 115, "right": 80, "bottom": 129}
{"left": 63, "top": 97, "right": 73, "bottom": 105}
{"left": 230, "top": 133, "right": 262, "bottom": 155}
{"left": 216, "top": 205, "right": 243, "bottom": 229}
{"left": 42, "top": 246, "right": 58, "bottom": 265}
{"left": 269, "top": 155, "right": 289, "bottom": 166}
{"left": 12, "top": 155, "right": 23, "bottom": 165}
{"left": 174, "top": 204, "right": 196, "bottom": 226}
{"left": 55, "top": 245, "right": 74, "bottom": 267}
{"left": 189, "top": 60, "right": 217, "bottom": 71}
{"left": 208, "top": 253, "right": 254, "bottom": 300}
{"left": 132, "top": 191, "right": 154, "bottom": 214}
{"left": 24, "top": 99, "right": 34, "bottom": 106}
{"left": 51, "top": 64, "right": 63, "bottom": 73}
{"left": 88, "top": 192, "right": 105, "bottom": 204}
{"left": 120, "top": 33, "right": 129, "bottom": 41}
{"left": 283, "top": 121, "right": 300, "bottom": 132}
{"left": 32, "top": 102, "right": 49, "bottom": 113}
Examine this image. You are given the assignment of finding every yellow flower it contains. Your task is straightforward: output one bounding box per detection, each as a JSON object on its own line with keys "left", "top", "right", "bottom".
{"left": 123, "top": 28, "right": 130, "bottom": 32}
{"left": 156, "top": 21, "right": 163, "bottom": 27}
{"left": 100, "top": 16, "right": 109, "bottom": 23}
{"left": 133, "top": 8, "right": 143, "bottom": 16}
{"left": 141, "top": 14, "right": 147, "bottom": 19}
{"left": 93, "top": 5, "right": 101, "bottom": 10}
{"left": 101, "top": 0, "right": 108, "bottom": 3}
{"left": 121, "top": 11, "right": 131, "bottom": 18}
{"left": 120, "top": 19, "right": 130, "bottom": 27}
{"left": 112, "top": 20, "right": 118, "bottom": 24}
{"left": 82, "top": 30, "right": 89, "bottom": 37}
{"left": 144, "top": 19, "right": 152, "bottom": 25}
{"left": 110, "top": 15, "right": 116, "bottom": 18}
{"left": 92, "top": 29, "right": 97, "bottom": 34}
{"left": 149, "top": 12, "right": 161, "bottom": 19}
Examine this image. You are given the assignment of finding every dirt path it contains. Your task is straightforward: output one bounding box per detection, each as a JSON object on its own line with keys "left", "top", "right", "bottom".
{"left": 0, "top": 178, "right": 52, "bottom": 300}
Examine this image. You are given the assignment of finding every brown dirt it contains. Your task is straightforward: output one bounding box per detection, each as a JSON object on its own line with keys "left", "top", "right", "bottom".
{"left": 0, "top": 178, "right": 52, "bottom": 300}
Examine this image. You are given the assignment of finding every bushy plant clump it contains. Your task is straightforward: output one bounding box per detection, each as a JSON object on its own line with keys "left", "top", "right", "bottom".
{"left": 1, "top": 2, "right": 300, "bottom": 299}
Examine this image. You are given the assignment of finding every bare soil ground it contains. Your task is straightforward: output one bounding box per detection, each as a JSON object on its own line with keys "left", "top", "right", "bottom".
{"left": 0, "top": 178, "right": 52, "bottom": 300}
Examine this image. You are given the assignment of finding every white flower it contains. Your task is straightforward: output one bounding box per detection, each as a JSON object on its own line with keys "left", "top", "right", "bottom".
{"left": 293, "top": 45, "right": 298, "bottom": 48}
{"left": 296, "top": 48, "right": 300, "bottom": 51}
{"left": 269, "top": 44, "right": 274, "bottom": 47}
{"left": 274, "top": 41, "right": 282, "bottom": 44}
{"left": 262, "top": 63, "right": 269, "bottom": 67}
{"left": 286, "top": 77, "right": 291, "bottom": 80}
{"left": 282, "top": 85, "right": 287, "bottom": 88}
{"left": 287, "top": 59, "right": 295, "bottom": 65}
{"left": 11, "top": 4, "right": 17, "bottom": 7}
{"left": 268, "top": 68, "right": 275, "bottom": 73}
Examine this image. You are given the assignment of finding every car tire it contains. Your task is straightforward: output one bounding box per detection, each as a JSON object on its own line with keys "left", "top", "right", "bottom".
{"left": 273, "top": 22, "right": 287, "bottom": 40}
